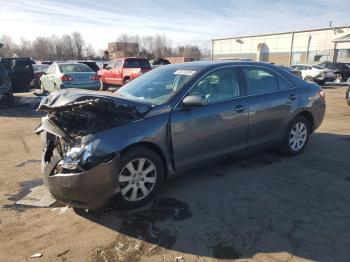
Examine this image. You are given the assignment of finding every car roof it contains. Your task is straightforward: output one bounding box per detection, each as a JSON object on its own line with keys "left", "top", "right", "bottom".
{"left": 159, "top": 60, "right": 286, "bottom": 71}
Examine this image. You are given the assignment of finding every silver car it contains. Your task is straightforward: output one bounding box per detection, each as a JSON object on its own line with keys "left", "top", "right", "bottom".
{"left": 40, "top": 63, "right": 100, "bottom": 92}
{"left": 36, "top": 61, "right": 326, "bottom": 210}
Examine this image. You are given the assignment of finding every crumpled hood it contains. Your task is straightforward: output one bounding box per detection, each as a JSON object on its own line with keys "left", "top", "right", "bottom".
{"left": 36, "top": 89, "right": 153, "bottom": 137}
{"left": 37, "top": 89, "right": 151, "bottom": 114}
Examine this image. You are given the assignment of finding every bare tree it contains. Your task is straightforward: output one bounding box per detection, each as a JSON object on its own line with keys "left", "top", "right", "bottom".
{"left": 72, "top": 31, "right": 85, "bottom": 59}
{"left": 61, "top": 34, "right": 76, "bottom": 60}
{"left": 85, "top": 44, "right": 95, "bottom": 59}
{"left": 0, "top": 35, "right": 17, "bottom": 57}
{"left": 176, "top": 45, "right": 202, "bottom": 60}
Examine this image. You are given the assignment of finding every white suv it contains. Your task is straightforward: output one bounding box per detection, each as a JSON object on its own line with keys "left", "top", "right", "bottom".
{"left": 291, "top": 64, "right": 334, "bottom": 85}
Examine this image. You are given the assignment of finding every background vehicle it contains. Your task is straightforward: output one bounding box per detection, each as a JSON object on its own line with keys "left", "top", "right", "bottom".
{"left": 37, "top": 61, "right": 326, "bottom": 210}
{"left": 76, "top": 61, "right": 100, "bottom": 72}
{"left": 318, "top": 62, "right": 350, "bottom": 82}
{"left": 98, "top": 57, "right": 152, "bottom": 90}
{"left": 31, "top": 64, "right": 49, "bottom": 88}
{"left": 277, "top": 65, "right": 302, "bottom": 78}
{"left": 291, "top": 64, "right": 334, "bottom": 85}
{"left": 0, "top": 61, "right": 13, "bottom": 107}
{"left": 40, "top": 62, "right": 100, "bottom": 92}
{"left": 0, "top": 58, "right": 34, "bottom": 92}
{"left": 346, "top": 79, "right": 350, "bottom": 106}
{"left": 41, "top": 61, "right": 53, "bottom": 65}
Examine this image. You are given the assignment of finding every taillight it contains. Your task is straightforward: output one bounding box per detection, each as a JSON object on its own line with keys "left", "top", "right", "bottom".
{"left": 319, "top": 89, "right": 325, "bottom": 99}
{"left": 61, "top": 75, "right": 73, "bottom": 81}
{"left": 90, "top": 74, "right": 99, "bottom": 81}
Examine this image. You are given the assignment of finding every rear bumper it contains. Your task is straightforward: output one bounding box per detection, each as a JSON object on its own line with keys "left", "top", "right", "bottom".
{"left": 42, "top": 153, "right": 121, "bottom": 209}
{"left": 61, "top": 82, "right": 100, "bottom": 90}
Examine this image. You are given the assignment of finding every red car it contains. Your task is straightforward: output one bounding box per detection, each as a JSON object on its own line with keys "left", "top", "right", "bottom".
{"left": 98, "top": 57, "right": 151, "bottom": 90}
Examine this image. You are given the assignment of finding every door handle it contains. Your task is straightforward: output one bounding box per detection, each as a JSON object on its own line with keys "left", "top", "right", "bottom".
{"left": 233, "top": 105, "right": 247, "bottom": 113}
{"left": 288, "top": 94, "right": 299, "bottom": 100}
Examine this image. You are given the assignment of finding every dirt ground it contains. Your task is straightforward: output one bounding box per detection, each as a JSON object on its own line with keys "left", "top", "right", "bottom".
{"left": 0, "top": 87, "right": 350, "bottom": 262}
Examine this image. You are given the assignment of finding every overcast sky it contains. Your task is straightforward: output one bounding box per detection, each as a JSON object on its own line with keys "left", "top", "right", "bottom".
{"left": 0, "top": 0, "right": 349, "bottom": 50}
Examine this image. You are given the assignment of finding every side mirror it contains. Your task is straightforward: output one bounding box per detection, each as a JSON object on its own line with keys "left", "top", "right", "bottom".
{"left": 182, "top": 95, "right": 208, "bottom": 107}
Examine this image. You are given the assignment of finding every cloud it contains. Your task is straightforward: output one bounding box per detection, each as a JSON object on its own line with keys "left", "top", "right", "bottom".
{"left": 0, "top": 0, "right": 349, "bottom": 50}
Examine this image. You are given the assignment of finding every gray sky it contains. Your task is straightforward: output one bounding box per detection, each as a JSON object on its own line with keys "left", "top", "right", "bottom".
{"left": 0, "top": 0, "right": 349, "bottom": 50}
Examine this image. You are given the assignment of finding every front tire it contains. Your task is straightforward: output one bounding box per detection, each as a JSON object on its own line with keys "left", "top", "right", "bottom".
{"left": 117, "top": 146, "right": 164, "bottom": 208}
{"left": 279, "top": 116, "right": 310, "bottom": 156}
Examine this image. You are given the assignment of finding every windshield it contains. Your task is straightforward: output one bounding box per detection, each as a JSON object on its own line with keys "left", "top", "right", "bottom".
{"left": 59, "top": 64, "right": 92, "bottom": 73}
{"left": 313, "top": 65, "right": 324, "bottom": 69}
{"left": 115, "top": 67, "right": 197, "bottom": 105}
{"left": 124, "top": 59, "right": 151, "bottom": 68}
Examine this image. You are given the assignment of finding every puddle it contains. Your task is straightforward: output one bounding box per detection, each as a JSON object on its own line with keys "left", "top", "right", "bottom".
{"left": 212, "top": 242, "right": 242, "bottom": 259}
{"left": 118, "top": 197, "right": 192, "bottom": 248}
{"left": 16, "top": 159, "right": 41, "bottom": 167}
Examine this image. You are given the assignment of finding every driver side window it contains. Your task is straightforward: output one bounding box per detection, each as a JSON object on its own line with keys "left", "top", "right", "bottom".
{"left": 188, "top": 68, "right": 240, "bottom": 103}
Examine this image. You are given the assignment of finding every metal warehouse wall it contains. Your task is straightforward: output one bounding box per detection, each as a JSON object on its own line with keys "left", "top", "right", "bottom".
{"left": 212, "top": 26, "right": 350, "bottom": 65}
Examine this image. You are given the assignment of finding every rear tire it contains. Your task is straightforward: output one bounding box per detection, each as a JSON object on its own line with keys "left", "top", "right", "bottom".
{"left": 123, "top": 77, "right": 130, "bottom": 85}
{"left": 100, "top": 79, "right": 108, "bottom": 91}
{"left": 279, "top": 116, "right": 310, "bottom": 156}
{"left": 304, "top": 76, "right": 314, "bottom": 82}
{"left": 116, "top": 146, "right": 164, "bottom": 209}
{"left": 335, "top": 73, "right": 343, "bottom": 83}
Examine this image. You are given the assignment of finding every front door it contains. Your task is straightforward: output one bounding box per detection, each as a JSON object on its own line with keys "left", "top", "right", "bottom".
{"left": 170, "top": 67, "right": 249, "bottom": 169}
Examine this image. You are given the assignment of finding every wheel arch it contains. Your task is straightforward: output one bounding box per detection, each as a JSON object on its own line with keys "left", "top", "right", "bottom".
{"left": 295, "top": 110, "right": 314, "bottom": 132}
{"left": 120, "top": 141, "right": 169, "bottom": 178}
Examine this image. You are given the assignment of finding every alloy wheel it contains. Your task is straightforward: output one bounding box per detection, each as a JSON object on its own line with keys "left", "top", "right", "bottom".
{"left": 289, "top": 122, "right": 308, "bottom": 151}
{"left": 118, "top": 158, "right": 157, "bottom": 202}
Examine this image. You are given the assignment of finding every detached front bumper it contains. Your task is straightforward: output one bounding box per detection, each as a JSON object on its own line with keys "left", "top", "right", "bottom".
{"left": 42, "top": 153, "right": 121, "bottom": 209}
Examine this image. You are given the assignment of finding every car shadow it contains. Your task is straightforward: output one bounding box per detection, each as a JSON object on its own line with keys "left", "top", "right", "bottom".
{"left": 77, "top": 132, "right": 350, "bottom": 261}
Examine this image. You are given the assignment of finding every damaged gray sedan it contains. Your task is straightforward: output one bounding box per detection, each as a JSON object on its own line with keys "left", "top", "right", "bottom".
{"left": 36, "top": 61, "right": 326, "bottom": 209}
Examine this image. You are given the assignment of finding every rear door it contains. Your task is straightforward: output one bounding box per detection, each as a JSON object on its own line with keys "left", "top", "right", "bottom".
{"left": 243, "top": 66, "right": 302, "bottom": 147}
{"left": 170, "top": 67, "right": 249, "bottom": 169}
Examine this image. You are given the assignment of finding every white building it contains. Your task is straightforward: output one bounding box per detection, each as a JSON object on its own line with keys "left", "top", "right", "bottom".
{"left": 212, "top": 26, "right": 350, "bottom": 65}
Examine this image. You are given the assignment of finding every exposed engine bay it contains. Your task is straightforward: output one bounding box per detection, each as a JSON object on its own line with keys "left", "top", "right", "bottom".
{"left": 36, "top": 90, "right": 152, "bottom": 173}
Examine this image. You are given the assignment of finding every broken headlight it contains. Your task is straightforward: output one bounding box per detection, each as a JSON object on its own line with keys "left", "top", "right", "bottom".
{"left": 59, "top": 142, "right": 93, "bottom": 171}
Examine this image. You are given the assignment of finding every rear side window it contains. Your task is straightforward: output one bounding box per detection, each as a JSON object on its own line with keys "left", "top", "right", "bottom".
{"left": 277, "top": 75, "right": 293, "bottom": 90}
{"left": 59, "top": 64, "right": 92, "bottom": 73}
{"left": 243, "top": 67, "right": 278, "bottom": 95}
{"left": 124, "top": 59, "right": 151, "bottom": 68}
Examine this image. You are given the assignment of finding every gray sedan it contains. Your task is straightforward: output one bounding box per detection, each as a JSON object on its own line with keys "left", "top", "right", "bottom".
{"left": 36, "top": 61, "right": 326, "bottom": 210}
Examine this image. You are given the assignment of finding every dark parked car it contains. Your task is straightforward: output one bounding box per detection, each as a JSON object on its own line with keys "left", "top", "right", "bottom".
{"left": 77, "top": 61, "right": 100, "bottom": 72}
{"left": 36, "top": 61, "right": 326, "bottom": 210}
{"left": 1, "top": 58, "right": 35, "bottom": 92}
{"left": 31, "top": 64, "right": 49, "bottom": 88}
{"left": 0, "top": 61, "right": 13, "bottom": 107}
{"left": 318, "top": 61, "right": 350, "bottom": 82}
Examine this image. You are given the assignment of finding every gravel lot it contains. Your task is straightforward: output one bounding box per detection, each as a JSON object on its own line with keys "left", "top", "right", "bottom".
{"left": 0, "top": 87, "right": 350, "bottom": 262}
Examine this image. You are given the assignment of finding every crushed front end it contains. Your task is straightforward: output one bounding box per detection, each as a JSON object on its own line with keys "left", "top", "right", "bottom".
{"left": 35, "top": 90, "right": 151, "bottom": 209}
